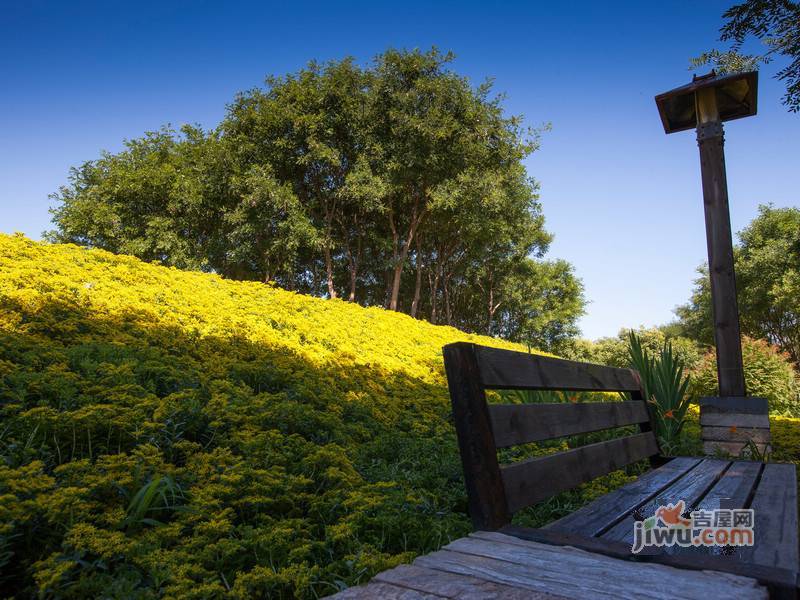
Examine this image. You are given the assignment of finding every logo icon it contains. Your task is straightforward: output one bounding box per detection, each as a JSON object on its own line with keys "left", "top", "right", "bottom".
{"left": 632, "top": 499, "right": 754, "bottom": 554}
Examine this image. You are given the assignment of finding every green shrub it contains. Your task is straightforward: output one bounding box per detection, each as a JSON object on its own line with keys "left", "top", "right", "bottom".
{"left": 567, "top": 327, "right": 702, "bottom": 371}
{"left": 0, "top": 235, "right": 620, "bottom": 599}
{"left": 690, "top": 337, "right": 800, "bottom": 416}
{"left": 627, "top": 332, "right": 692, "bottom": 454}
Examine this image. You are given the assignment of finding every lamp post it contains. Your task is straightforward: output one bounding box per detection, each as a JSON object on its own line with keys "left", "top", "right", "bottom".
{"left": 655, "top": 71, "right": 769, "bottom": 454}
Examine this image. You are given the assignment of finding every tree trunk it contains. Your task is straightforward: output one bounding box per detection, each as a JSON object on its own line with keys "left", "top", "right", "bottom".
{"left": 344, "top": 226, "right": 361, "bottom": 302}
{"left": 486, "top": 271, "right": 501, "bottom": 335}
{"left": 487, "top": 283, "right": 494, "bottom": 334}
{"left": 323, "top": 246, "right": 337, "bottom": 299}
{"left": 410, "top": 236, "right": 423, "bottom": 318}
{"left": 444, "top": 274, "right": 453, "bottom": 325}
{"left": 428, "top": 268, "right": 440, "bottom": 324}
{"left": 387, "top": 196, "right": 426, "bottom": 312}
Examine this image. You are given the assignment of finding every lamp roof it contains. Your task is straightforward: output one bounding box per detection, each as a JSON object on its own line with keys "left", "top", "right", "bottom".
{"left": 655, "top": 70, "right": 758, "bottom": 134}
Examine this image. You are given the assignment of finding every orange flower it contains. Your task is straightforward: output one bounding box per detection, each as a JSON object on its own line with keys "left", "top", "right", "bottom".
{"left": 569, "top": 395, "right": 578, "bottom": 403}
{"left": 730, "top": 425, "right": 738, "bottom": 434}
{"left": 664, "top": 409, "right": 674, "bottom": 419}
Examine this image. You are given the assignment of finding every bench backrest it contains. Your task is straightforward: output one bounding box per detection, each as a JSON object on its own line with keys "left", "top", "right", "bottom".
{"left": 442, "top": 342, "right": 659, "bottom": 531}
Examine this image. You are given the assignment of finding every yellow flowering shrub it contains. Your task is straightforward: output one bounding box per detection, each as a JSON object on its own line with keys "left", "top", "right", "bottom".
{"left": 1, "top": 233, "right": 538, "bottom": 598}
{"left": 0, "top": 234, "right": 689, "bottom": 597}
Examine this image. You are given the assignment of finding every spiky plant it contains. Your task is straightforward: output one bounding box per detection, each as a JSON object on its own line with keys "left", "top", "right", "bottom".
{"left": 628, "top": 331, "right": 692, "bottom": 452}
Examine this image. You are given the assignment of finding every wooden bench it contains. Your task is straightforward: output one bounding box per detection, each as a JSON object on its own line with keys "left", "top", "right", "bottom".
{"left": 443, "top": 342, "right": 799, "bottom": 598}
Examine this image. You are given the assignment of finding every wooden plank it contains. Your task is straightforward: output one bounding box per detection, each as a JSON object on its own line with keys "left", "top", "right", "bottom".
{"left": 498, "top": 525, "right": 797, "bottom": 594}
{"left": 699, "top": 396, "right": 769, "bottom": 415}
{"left": 746, "top": 463, "right": 799, "bottom": 571}
{"left": 489, "top": 401, "right": 649, "bottom": 447}
{"left": 471, "top": 344, "right": 641, "bottom": 392}
{"left": 414, "top": 535, "right": 767, "bottom": 599}
{"left": 696, "top": 460, "right": 762, "bottom": 510}
{"left": 374, "top": 564, "right": 566, "bottom": 599}
{"left": 601, "top": 458, "right": 730, "bottom": 544}
{"left": 703, "top": 426, "right": 771, "bottom": 443}
{"left": 325, "top": 582, "right": 442, "bottom": 599}
{"left": 701, "top": 412, "right": 770, "bottom": 428}
{"left": 501, "top": 433, "right": 659, "bottom": 513}
{"left": 703, "top": 441, "right": 771, "bottom": 456}
{"left": 545, "top": 457, "right": 702, "bottom": 536}
{"left": 696, "top": 115, "right": 748, "bottom": 398}
{"left": 664, "top": 461, "right": 763, "bottom": 559}
{"left": 443, "top": 343, "right": 509, "bottom": 530}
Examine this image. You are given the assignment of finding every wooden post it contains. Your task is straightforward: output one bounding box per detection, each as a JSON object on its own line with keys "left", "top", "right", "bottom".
{"left": 695, "top": 88, "right": 747, "bottom": 398}
{"left": 442, "top": 343, "right": 510, "bottom": 530}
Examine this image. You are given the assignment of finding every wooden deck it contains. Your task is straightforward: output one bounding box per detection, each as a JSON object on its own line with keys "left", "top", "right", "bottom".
{"left": 327, "top": 531, "right": 767, "bottom": 599}
{"left": 546, "top": 456, "right": 798, "bottom": 574}
{"left": 328, "top": 457, "right": 798, "bottom": 598}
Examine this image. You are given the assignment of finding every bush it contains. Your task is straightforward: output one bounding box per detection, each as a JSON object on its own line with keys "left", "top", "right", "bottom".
{"left": 690, "top": 337, "right": 800, "bottom": 416}
{"left": 567, "top": 327, "right": 702, "bottom": 371}
{"left": 626, "top": 332, "right": 692, "bottom": 455}
{"left": 1, "top": 234, "right": 613, "bottom": 599}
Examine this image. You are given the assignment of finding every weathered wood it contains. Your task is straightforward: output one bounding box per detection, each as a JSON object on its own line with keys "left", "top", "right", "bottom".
{"left": 602, "top": 458, "right": 730, "bottom": 544}
{"left": 325, "top": 581, "right": 441, "bottom": 599}
{"left": 664, "top": 461, "right": 763, "bottom": 560}
{"left": 374, "top": 564, "right": 565, "bottom": 599}
{"left": 414, "top": 534, "right": 767, "bottom": 599}
{"left": 499, "top": 525, "right": 796, "bottom": 595}
{"left": 746, "top": 463, "right": 799, "bottom": 571}
{"left": 699, "top": 396, "right": 768, "bottom": 414}
{"left": 703, "top": 426, "right": 771, "bottom": 443}
{"left": 703, "top": 440, "right": 771, "bottom": 456}
{"left": 701, "top": 412, "right": 770, "bottom": 428}
{"left": 443, "top": 343, "right": 509, "bottom": 530}
{"left": 697, "top": 460, "right": 762, "bottom": 510}
{"left": 489, "top": 401, "right": 650, "bottom": 448}
{"left": 501, "top": 433, "right": 659, "bottom": 513}
{"left": 470, "top": 344, "right": 641, "bottom": 392}
{"left": 696, "top": 117, "right": 747, "bottom": 398}
{"left": 545, "top": 457, "right": 701, "bottom": 536}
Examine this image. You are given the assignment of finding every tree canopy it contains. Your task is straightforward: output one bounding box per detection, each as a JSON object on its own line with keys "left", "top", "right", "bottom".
{"left": 675, "top": 205, "right": 800, "bottom": 363}
{"left": 693, "top": 0, "right": 800, "bottom": 112}
{"left": 48, "top": 48, "right": 584, "bottom": 351}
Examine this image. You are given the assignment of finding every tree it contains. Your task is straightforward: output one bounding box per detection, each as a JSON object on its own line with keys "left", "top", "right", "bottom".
{"left": 488, "top": 258, "right": 585, "bottom": 353}
{"left": 691, "top": 337, "right": 800, "bottom": 416}
{"left": 48, "top": 48, "right": 585, "bottom": 348}
{"left": 675, "top": 205, "right": 800, "bottom": 363}
{"left": 692, "top": 0, "right": 800, "bottom": 112}
{"left": 568, "top": 327, "right": 702, "bottom": 371}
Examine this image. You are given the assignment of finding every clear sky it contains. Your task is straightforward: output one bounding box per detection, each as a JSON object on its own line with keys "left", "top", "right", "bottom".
{"left": 1, "top": 1, "right": 797, "bottom": 339}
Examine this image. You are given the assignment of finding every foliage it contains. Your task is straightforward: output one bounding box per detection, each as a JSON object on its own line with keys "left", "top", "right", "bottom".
{"left": 497, "top": 389, "right": 603, "bottom": 405}
{"left": 0, "top": 234, "right": 598, "bottom": 599}
{"left": 692, "top": 0, "right": 800, "bottom": 111}
{"left": 47, "top": 48, "right": 584, "bottom": 351}
{"left": 691, "top": 336, "right": 800, "bottom": 416}
{"left": 627, "top": 332, "right": 693, "bottom": 454}
{"left": 675, "top": 205, "right": 800, "bottom": 364}
{"left": 741, "top": 437, "right": 772, "bottom": 461}
{"left": 122, "top": 475, "right": 187, "bottom": 532}
{"left": 563, "top": 327, "right": 702, "bottom": 372}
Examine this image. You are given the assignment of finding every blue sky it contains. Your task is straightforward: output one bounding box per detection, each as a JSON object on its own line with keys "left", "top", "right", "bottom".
{"left": 1, "top": 0, "right": 797, "bottom": 339}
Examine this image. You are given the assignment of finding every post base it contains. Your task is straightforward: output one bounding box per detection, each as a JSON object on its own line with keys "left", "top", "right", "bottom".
{"left": 698, "top": 397, "right": 771, "bottom": 458}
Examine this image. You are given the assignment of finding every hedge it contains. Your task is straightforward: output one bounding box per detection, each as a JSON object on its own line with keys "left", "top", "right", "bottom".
{"left": 0, "top": 233, "right": 539, "bottom": 598}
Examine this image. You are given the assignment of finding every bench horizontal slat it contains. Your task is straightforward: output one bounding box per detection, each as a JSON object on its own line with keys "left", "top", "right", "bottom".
{"left": 544, "top": 456, "right": 702, "bottom": 536}
{"left": 489, "top": 401, "right": 650, "bottom": 448}
{"left": 473, "top": 345, "right": 641, "bottom": 391}
{"left": 601, "top": 458, "right": 730, "bottom": 544}
{"left": 662, "top": 461, "right": 764, "bottom": 559}
{"left": 501, "top": 432, "right": 659, "bottom": 513}
{"left": 746, "top": 463, "right": 798, "bottom": 571}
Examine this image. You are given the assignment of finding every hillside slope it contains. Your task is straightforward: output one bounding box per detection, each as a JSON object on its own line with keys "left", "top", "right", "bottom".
{"left": 0, "top": 234, "right": 528, "bottom": 598}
